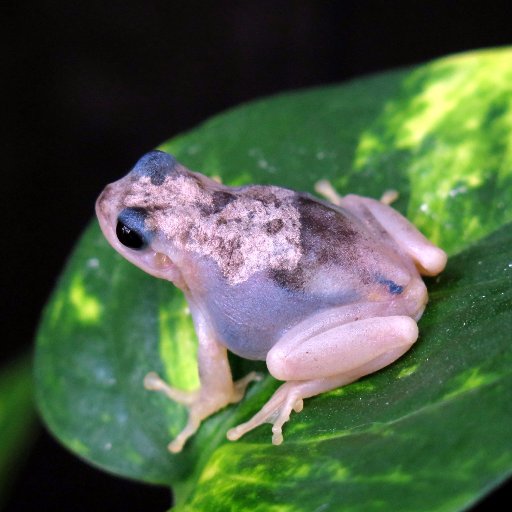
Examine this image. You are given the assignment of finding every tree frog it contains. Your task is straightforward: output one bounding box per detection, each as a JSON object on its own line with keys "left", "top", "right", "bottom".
{"left": 96, "top": 150, "right": 447, "bottom": 453}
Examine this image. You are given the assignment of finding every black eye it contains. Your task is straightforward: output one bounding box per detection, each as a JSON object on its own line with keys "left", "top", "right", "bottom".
{"left": 116, "top": 207, "right": 150, "bottom": 249}
{"left": 116, "top": 220, "right": 145, "bottom": 249}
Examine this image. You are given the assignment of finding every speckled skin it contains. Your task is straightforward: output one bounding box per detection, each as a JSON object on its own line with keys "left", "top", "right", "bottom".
{"left": 96, "top": 150, "right": 447, "bottom": 452}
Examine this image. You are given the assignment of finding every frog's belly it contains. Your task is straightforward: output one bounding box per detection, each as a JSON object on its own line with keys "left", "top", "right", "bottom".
{"left": 204, "top": 273, "right": 357, "bottom": 360}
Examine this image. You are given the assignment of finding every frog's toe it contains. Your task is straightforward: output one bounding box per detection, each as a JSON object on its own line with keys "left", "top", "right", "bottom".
{"left": 271, "top": 425, "right": 284, "bottom": 445}
{"left": 231, "top": 371, "right": 263, "bottom": 402}
{"left": 144, "top": 371, "right": 199, "bottom": 405}
{"left": 166, "top": 412, "right": 202, "bottom": 453}
{"left": 379, "top": 189, "right": 399, "bottom": 205}
{"left": 226, "top": 382, "right": 303, "bottom": 444}
{"left": 167, "top": 438, "right": 185, "bottom": 454}
{"left": 314, "top": 179, "right": 343, "bottom": 206}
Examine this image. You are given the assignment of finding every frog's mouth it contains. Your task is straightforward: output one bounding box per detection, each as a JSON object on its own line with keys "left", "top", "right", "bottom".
{"left": 124, "top": 246, "right": 187, "bottom": 289}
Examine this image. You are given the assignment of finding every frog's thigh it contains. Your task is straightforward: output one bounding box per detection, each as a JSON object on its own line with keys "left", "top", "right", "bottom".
{"left": 342, "top": 195, "right": 447, "bottom": 276}
{"left": 267, "top": 315, "right": 418, "bottom": 382}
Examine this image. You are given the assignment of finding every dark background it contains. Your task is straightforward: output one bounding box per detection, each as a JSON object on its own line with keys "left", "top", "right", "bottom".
{"left": 3, "top": 1, "right": 511, "bottom": 510}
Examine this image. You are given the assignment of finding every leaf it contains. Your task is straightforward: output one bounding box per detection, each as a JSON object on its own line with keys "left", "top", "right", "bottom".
{"left": 35, "top": 47, "right": 512, "bottom": 511}
{"left": 0, "top": 357, "right": 37, "bottom": 508}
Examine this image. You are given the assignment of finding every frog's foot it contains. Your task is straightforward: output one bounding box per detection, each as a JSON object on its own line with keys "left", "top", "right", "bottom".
{"left": 314, "top": 179, "right": 342, "bottom": 206}
{"left": 226, "top": 381, "right": 306, "bottom": 445}
{"left": 379, "top": 189, "right": 399, "bottom": 205}
{"left": 144, "top": 372, "right": 199, "bottom": 405}
{"left": 231, "top": 371, "right": 264, "bottom": 402}
{"left": 314, "top": 179, "right": 398, "bottom": 206}
{"left": 144, "top": 371, "right": 262, "bottom": 453}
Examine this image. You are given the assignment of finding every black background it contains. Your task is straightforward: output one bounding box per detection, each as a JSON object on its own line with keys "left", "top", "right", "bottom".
{"left": 3, "top": 1, "right": 511, "bottom": 510}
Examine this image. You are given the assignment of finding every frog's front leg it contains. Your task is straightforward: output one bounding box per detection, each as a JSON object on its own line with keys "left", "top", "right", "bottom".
{"left": 145, "top": 309, "right": 260, "bottom": 453}
{"left": 227, "top": 308, "right": 418, "bottom": 445}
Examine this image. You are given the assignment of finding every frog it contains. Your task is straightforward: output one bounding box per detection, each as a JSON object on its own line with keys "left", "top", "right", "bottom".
{"left": 95, "top": 149, "right": 447, "bottom": 453}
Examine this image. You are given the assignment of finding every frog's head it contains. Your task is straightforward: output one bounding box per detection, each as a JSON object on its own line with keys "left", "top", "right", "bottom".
{"left": 96, "top": 150, "right": 219, "bottom": 291}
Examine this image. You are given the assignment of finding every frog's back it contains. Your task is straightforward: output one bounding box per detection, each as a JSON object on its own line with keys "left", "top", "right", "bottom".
{"left": 272, "top": 194, "right": 413, "bottom": 298}
{"left": 199, "top": 192, "right": 414, "bottom": 360}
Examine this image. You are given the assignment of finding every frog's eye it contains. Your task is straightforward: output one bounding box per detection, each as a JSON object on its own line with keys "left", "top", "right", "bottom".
{"left": 116, "top": 220, "right": 145, "bottom": 249}
{"left": 116, "top": 208, "right": 150, "bottom": 250}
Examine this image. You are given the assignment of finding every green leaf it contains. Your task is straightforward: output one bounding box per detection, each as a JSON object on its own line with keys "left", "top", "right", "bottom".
{"left": 35, "top": 47, "right": 512, "bottom": 511}
{"left": 0, "top": 357, "right": 37, "bottom": 508}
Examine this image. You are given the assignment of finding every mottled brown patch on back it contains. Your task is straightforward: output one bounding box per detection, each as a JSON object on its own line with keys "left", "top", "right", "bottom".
{"left": 265, "top": 218, "right": 284, "bottom": 234}
{"left": 269, "top": 266, "right": 307, "bottom": 291}
{"left": 245, "top": 187, "right": 281, "bottom": 206}
{"left": 296, "top": 195, "right": 359, "bottom": 266}
{"left": 211, "top": 191, "right": 236, "bottom": 212}
{"left": 267, "top": 195, "right": 365, "bottom": 293}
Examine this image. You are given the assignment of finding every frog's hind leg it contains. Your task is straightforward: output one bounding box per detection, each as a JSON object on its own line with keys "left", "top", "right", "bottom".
{"left": 227, "top": 375, "right": 356, "bottom": 445}
{"left": 315, "top": 180, "right": 446, "bottom": 276}
{"left": 227, "top": 314, "right": 418, "bottom": 445}
{"left": 341, "top": 194, "right": 447, "bottom": 276}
